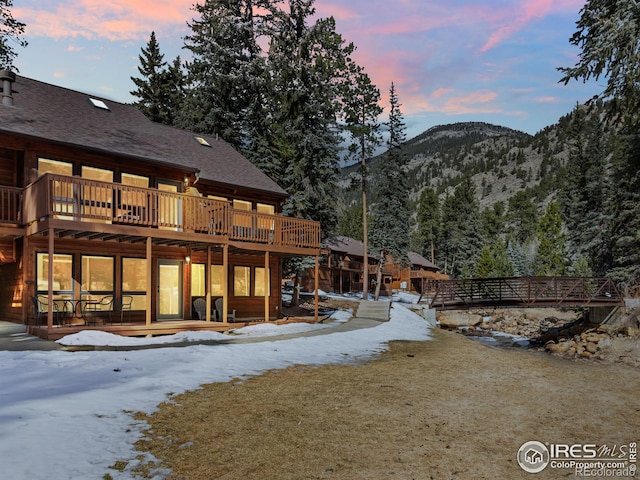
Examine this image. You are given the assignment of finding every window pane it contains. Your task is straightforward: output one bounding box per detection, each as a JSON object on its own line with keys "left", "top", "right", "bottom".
{"left": 82, "top": 256, "right": 114, "bottom": 291}
{"left": 36, "top": 253, "right": 72, "bottom": 292}
{"left": 38, "top": 158, "right": 73, "bottom": 177}
{"left": 255, "top": 267, "right": 270, "bottom": 297}
{"left": 233, "top": 266, "right": 250, "bottom": 297}
{"left": 121, "top": 173, "right": 149, "bottom": 188}
{"left": 82, "top": 166, "right": 113, "bottom": 182}
{"left": 122, "top": 258, "right": 147, "bottom": 291}
{"left": 211, "top": 265, "right": 224, "bottom": 296}
{"left": 256, "top": 203, "right": 275, "bottom": 215}
{"left": 191, "top": 264, "right": 205, "bottom": 297}
{"left": 233, "top": 199, "right": 252, "bottom": 211}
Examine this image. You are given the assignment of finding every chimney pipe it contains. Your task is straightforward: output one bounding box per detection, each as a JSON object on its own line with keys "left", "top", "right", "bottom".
{"left": 0, "top": 70, "right": 16, "bottom": 106}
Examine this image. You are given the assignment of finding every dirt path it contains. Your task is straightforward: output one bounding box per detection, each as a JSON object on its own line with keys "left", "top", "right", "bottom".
{"left": 133, "top": 329, "right": 640, "bottom": 479}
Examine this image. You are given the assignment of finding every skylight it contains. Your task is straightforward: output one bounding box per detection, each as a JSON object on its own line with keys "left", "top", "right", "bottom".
{"left": 89, "top": 98, "right": 110, "bottom": 111}
{"left": 194, "top": 136, "right": 211, "bottom": 147}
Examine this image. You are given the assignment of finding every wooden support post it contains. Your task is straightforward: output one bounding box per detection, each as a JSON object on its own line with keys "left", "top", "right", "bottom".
{"left": 222, "top": 243, "right": 228, "bottom": 324}
{"left": 206, "top": 246, "right": 211, "bottom": 322}
{"left": 264, "top": 251, "right": 269, "bottom": 322}
{"left": 146, "top": 237, "right": 152, "bottom": 326}
{"left": 314, "top": 254, "right": 319, "bottom": 322}
{"left": 47, "top": 228, "right": 54, "bottom": 329}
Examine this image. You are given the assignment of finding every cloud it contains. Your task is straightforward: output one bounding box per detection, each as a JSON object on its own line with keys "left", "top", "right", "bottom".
{"left": 480, "top": 0, "right": 581, "bottom": 52}
{"left": 17, "top": 0, "right": 192, "bottom": 42}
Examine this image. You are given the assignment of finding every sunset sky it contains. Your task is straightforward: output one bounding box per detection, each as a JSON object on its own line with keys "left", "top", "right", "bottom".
{"left": 13, "top": 0, "right": 601, "bottom": 139}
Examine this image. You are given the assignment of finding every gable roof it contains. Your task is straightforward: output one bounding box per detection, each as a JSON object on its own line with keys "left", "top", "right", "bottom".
{"left": 325, "top": 235, "right": 440, "bottom": 271}
{"left": 0, "top": 75, "right": 287, "bottom": 197}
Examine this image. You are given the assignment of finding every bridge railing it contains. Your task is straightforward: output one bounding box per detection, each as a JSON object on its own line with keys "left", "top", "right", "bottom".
{"left": 430, "top": 276, "right": 623, "bottom": 310}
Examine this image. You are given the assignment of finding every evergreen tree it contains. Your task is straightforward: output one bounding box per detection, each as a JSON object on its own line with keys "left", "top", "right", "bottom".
{"left": 475, "top": 244, "right": 496, "bottom": 278}
{"left": 180, "top": 0, "right": 269, "bottom": 148}
{"left": 560, "top": 103, "right": 613, "bottom": 276}
{"left": 559, "top": 0, "right": 640, "bottom": 288}
{"left": 340, "top": 66, "right": 383, "bottom": 299}
{"left": 437, "top": 177, "right": 483, "bottom": 278}
{"left": 492, "top": 237, "right": 514, "bottom": 277}
{"left": 415, "top": 187, "right": 440, "bottom": 263}
{"left": 507, "top": 191, "right": 538, "bottom": 243}
{"left": 336, "top": 201, "right": 364, "bottom": 240}
{"left": 130, "top": 32, "right": 185, "bottom": 126}
{"left": 370, "top": 83, "right": 409, "bottom": 299}
{"left": 534, "top": 201, "right": 568, "bottom": 276}
{"left": 0, "top": 0, "right": 27, "bottom": 70}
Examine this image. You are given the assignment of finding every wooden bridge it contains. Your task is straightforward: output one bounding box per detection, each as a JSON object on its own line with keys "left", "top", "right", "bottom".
{"left": 428, "top": 276, "right": 624, "bottom": 310}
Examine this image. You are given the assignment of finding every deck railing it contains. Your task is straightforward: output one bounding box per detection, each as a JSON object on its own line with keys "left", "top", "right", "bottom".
{"left": 22, "top": 174, "right": 320, "bottom": 249}
{"left": 0, "top": 186, "right": 21, "bottom": 224}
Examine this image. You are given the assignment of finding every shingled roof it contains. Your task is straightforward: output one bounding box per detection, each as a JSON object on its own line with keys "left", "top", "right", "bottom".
{"left": 325, "top": 235, "right": 440, "bottom": 271}
{"left": 0, "top": 74, "right": 287, "bottom": 197}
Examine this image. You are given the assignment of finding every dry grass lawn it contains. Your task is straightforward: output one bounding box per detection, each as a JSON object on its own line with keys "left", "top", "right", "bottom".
{"left": 132, "top": 329, "right": 640, "bottom": 479}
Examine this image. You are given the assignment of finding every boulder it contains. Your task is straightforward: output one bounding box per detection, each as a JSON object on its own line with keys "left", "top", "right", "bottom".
{"left": 437, "top": 312, "right": 483, "bottom": 328}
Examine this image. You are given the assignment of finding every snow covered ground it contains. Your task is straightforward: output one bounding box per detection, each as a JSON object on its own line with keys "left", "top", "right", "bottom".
{"left": 0, "top": 296, "right": 431, "bottom": 479}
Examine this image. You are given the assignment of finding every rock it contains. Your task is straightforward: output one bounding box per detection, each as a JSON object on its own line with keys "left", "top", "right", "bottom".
{"left": 580, "top": 350, "right": 593, "bottom": 359}
{"left": 585, "top": 342, "right": 599, "bottom": 354}
{"left": 437, "top": 312, "right": 483, "bottom": 328}
{"left": 547, "top": 341, "right": 570, "bottom": 354}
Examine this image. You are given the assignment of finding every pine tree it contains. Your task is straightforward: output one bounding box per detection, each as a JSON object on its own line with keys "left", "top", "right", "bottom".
{"left": 0, "top": 0, "right": 27, "bottom": 70}
{"left": 559, "top": 0, "right": 640, "bottom": 288}
{"left": 369, "top": 83, "right": 410, "bottom": 299}
{"left": 130, "top": 32, "right": 185, "bottom": 126}
{"left": 534, "top": 201, "right": 568, "bottom": 276}
{"left": 437, "top": 177, "right": 484, "bottom": 278}
{"left": 475, "top": 244, "right": 496, "bottom": 278}
{"left": 340, "top": 67, "right": 383, "bottom": 299}
{"left": 415, "top": 187, "right": 440, "bottom": 263}
{"left": 180, "top": 0, "right": 269, "bottom": 148}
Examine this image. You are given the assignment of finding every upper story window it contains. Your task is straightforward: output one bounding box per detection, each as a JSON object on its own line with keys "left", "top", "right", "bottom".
{"left": 38, "top": 158, "right": 73, "bottom": 177}
{"left": 82, "top": 166, "right": 113, "bottom": 183}
{"left": 233, "top": 199, "right": 252, "bottom": 211}
{"left": 121, "top": 173, "right": 149, "bottom": 188}
{"left": 257, "top": 203, "right": 275, "bottom": 215}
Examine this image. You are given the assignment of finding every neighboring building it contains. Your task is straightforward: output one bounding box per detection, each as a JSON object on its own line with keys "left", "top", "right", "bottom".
{"left": 0, "top": 71, "right": 321, "bottom": 339}
{"left": 301, "top": 235, "right": 447, "bottom": 296}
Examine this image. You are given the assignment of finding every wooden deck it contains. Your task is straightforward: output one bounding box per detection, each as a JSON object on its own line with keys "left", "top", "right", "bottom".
{"left": 26, "top": 317, "right": 314, "bottom": 341}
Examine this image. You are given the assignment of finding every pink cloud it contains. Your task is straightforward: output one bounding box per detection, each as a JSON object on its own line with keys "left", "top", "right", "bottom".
{"left": 17, "top": 0, "right": 192, "bottom": 42}
{"left": 480, "top": 0, "right": 580, "bottom": 52}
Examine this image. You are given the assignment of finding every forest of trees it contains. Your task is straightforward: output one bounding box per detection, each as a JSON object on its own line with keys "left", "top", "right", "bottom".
{"left": 3, "top": 0, "right": 639, "bottom": 293}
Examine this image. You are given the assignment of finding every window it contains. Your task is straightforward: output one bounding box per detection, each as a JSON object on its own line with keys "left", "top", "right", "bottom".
{"left": 256, "top": 203, "right": 275, "bottom": 215}
{"left": 122, "top": 258, "right": 147, "bottom": 310}
{"left": 233, "top": 199, "right": 252, "bottom": 211}
{"left": 89, "top": 98, "right": 110, "bottom": 110}
{"left": 82, "top": 166, "right": 113, "bottom": 182}
{"left": 38, "top": 158, "right": 74, "bottom": 219}
{"left": 38, "top": 158, "right": 73, "bottom": 177}
{"left": 191, "top": 264, "right": 205, "bottom": 297}
{"left": 82, "top": 255, "right": 114, "bottom": 305}
{"left": 233, "top": 266, "right": 250, "bottom": 297}
{"left": 121, "top": 173, "right": 149, "bottom": 188}
{"left": 36, "top": 253, "right": 73, "bottom": 303}
{"left": 211, "top": 265, "right": 225, "bottom": 296}
{"left": 255, "top": 267, "right": 270, "bottom": 297}
{"left": 81, "top": 166, "right": 113, "bottom": 222}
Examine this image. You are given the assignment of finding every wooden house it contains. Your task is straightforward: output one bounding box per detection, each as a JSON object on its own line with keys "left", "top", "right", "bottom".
{"left": 0, "top": 71, "right": 321, "bottom": 340}
{"left": 302, "top": 235, "right": 446, "bottom": 296}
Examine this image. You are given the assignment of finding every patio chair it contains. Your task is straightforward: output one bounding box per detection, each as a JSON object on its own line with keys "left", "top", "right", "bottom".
{"left": 31, "top": 296, "right": 63, "bottom": 326}
{"left": 193, "top": 298, "right": 207, "bottom": 320}
{"left": 110, "top": 295, "right": 133, "bottom": 324}
{"left": 214, "top": 297, "right": 236, "bottom": 322}
{"left": 82, "top": 295, "right": 114, "bottom": 325}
